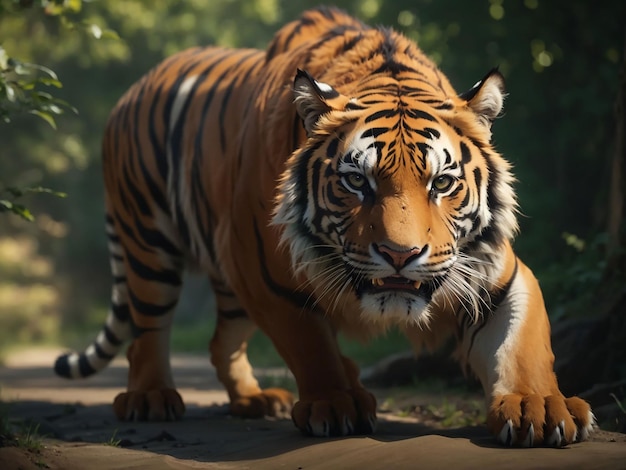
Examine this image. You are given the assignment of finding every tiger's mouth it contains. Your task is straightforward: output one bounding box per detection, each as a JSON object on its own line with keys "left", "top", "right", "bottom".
{"left": 355, "top": 275, "right": 439, "bottom": 300}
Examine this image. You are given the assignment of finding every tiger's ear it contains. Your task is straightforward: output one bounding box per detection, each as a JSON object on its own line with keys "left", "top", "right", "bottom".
{"left": 293, "top": 69, "right": 351, "bottom": 136}
{"left": 459, "top": 68, "right": 506, "bottom": 128}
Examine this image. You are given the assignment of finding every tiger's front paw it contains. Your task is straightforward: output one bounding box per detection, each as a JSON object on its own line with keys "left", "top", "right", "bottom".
{"left": 113, "top": 388, "right": 185, "bottom": 421}
{"left": 292, "top": 388, "right": 377, "bottom": 437}
{"left": 230, "top": 387, "right": 295, "bottom": 419}
{"left": 488, "top": 394, "right": 594, "bottom": 447}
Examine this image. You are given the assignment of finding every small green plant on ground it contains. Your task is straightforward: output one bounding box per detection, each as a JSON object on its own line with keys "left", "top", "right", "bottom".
{"left": 602, "top": 393, "right": 626, "bottom": 433}
{"left": 0, "top": 399, "right": 11, "bottom": 447}
{"left": 0, "top": 404, "right": 48, "bottom": 467}
{"left": 611, "top": 393, "right": 626, "bottom": 415}
{"left": 1, "top": 393, "right": 45, "bottom": 451}
{"left": 377, "top": 382, "right": 485, "bottom": 429}
{"left": 105, "top": 429, "right": 121, "bottom": 447}
{"left": 425, "top": 399, "right": 485, "bottom": 428}
{"left": 15, "top": 422, "right": 43, "bottom": 453}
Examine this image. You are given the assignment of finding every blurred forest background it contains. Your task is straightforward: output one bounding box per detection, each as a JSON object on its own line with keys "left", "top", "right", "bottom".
{"left": 1, "top": 0, "right": 625, "bottom": 413}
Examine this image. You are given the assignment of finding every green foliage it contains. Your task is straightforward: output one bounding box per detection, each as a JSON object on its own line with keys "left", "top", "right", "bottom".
{"left": 0, "top": 0, "right": 102, "bottom": 226}
{"left": 0, "top": 46, "right": 76, "bottom": 128}
{"left": 0, "top": 0, "right": 116, "bottom": 225}
{"left": 541, "top": 231, "right": 624, "bottom": 320}
{"left": 0, "top": 0, "right": 114, "bottom": 128}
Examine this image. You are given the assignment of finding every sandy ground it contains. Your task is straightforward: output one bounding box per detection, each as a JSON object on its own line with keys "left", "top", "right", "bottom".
{"left": 1, "top": 348, "right": 625, "bottom": 470}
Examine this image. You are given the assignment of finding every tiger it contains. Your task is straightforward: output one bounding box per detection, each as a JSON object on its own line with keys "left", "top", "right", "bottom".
{"left": 54, "top": 6, "right": 594, "bottom": 446}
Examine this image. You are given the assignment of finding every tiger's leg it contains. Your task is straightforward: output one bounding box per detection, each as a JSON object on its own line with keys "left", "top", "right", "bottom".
{"left": 208, "top": 277, "right": 294, "bottom": 418}
{"left": 110, "top": 218, "right": 186, "bottom": 421}
{"left": 462, "top": 256, "right": 594, "bottom": 447}
{"left": 264, "top": 311, "right": 377, "bottom": 437}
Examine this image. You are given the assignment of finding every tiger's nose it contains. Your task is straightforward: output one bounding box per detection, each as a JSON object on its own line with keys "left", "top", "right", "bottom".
{"left": 373, "top": 243, "right": 426, "bottom": 270}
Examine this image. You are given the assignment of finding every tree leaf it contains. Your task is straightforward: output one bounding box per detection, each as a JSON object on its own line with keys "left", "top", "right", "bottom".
{"left": 37, "top": 77, "right": 63, "bottom": 88}
{"left": 0, "top": 199, "right": 12, "bottom": 212}
{"left": 0, "top": 199, "right": 34, "bottom": 221}
{"left": 88, "top": 23, "right": 102, "bottom": 39}
{"left": 19, "top": 81, "right": 35, "bottom": 91}
{"left": 65, "top": 0, "right": 83, "bottom": 13}
{"left": 34, "top": 91, "right": 54, "bottom": 102}
{"left": 27, "top": 62, "right": 59, "bottom": 80}
{"left": 12, "top": 61, "right": 29, "bottom": 75}
{"left": 28, "top": 109, "right": 57, "bottom": 129}
{"left": 101, "top": 29, "right": 120, "bottom": 40}
{"left": 0, "top": 46, "right": 8, "bottom": 70}
{"left": 22, "top": 186, "right": 67, "bottom": 198}
{"left": 5, "top": 84, "right": 16, "bottom": 102}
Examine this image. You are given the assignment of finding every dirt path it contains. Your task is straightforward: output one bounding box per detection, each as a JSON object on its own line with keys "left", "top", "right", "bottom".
{"left": 1, "top": 349, "right": 625, "bottom": 469}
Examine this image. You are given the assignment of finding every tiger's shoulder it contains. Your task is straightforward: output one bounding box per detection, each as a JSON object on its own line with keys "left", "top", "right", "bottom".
{"left": 266, "top": 6, "right": 368, "bottom": 60}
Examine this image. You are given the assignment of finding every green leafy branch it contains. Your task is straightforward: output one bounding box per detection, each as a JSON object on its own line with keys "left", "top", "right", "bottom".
{"left": 0, "top": 46, "right": 77, "bottom": 128}
{"left": 0, "top": 0, "right": 118, "bottom": 221}
{"left": 0, "top": 0, "right": 118, "bottom": 128}
{"left": 0, "top": 186, "right": 67, "bottom": 221}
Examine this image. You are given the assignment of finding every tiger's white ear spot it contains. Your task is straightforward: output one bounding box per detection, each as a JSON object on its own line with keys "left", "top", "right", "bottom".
{"left": 313, "top": 79, "right": 334, "bottom": 94}
{"left": 460, "top": 68, "right": 506, "bottom": 129}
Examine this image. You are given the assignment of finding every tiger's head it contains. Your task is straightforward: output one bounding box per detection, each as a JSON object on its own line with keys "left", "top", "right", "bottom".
{"left": 273, "top": 67, "right": 518, "bottom": 326}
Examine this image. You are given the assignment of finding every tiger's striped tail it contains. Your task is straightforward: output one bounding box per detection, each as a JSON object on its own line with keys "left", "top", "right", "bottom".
{"left": 54, "top": 214, "right": 131, "bottom": 379}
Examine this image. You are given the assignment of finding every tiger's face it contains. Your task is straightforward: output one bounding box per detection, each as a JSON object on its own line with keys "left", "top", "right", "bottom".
{"left": 274, "top": 69, "right": 517, "bottom": 325}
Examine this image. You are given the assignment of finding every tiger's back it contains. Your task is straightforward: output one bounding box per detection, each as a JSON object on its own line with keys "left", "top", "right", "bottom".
{"left": 103, "top": 46, "right": 264, "bottom": 267}
{"left": 102, "top": 6, "right": 369, "bottom": 268}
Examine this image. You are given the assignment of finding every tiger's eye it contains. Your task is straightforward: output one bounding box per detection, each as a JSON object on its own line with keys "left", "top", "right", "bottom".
{"left": 346, "top": 173, "right": 366, "bottom": 189}
{"left": 432, "top": 175, "right": 454, "bottom": 192}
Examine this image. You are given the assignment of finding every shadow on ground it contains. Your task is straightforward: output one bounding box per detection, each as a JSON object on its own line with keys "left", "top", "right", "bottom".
{"left": 1, "top": 349, "right": 625, "bottom": 470}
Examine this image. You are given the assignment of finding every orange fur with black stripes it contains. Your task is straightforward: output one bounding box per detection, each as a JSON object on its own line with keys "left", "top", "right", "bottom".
{"left": 55, "top": 7, "right": 593, "bottom": 446}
